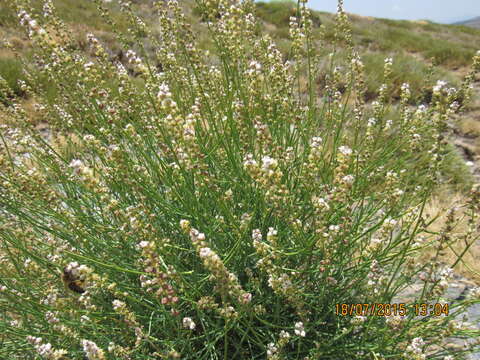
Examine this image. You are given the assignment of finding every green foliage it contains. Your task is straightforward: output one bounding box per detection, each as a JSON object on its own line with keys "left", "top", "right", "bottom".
{"left": 440, "top": 143, "right": 475, "bottom": 192}
{"left": 0, "top": 5, "right": 17, "bottom": 27}
{"left": 425, "top": 44, "right": 475, "bottom": 68}
{"left": 0, "top": 1, "right": 480, "bottom": 359}
{"left": 255, "top": 1, "right": 297, "bottom": 28}
{"left": 0, "top": 57, "right": 25, "bottom": 97}
{"left": 362, "top": 52, "right": 458, "bottom": 102}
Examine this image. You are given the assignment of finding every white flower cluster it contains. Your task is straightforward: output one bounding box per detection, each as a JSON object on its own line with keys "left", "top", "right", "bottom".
{"left": 261, "top": 156, "right": 279, "bottom": 176}
{"left": 294, "top": 321, "right": 306, "bottom": 337}
{"left": 125, "top": 49, "right": 141, "bottom": 66}
{"left": 434, "top": 266, "right": 453, "bottom": 292}
{"left": 368, "top": 236, "right": 383, "bottom": 252}
{"left": 436, "top": 267, "right": 453, "bottom": 281}
{"left": 68, "top": 159, "right": 98, "bottom": 186}
{"left": 404, "top": 337, "right": 425, "bottom": 360}
{"left": 180, "top": 219, "right": 190, "bottom": 232}
{"left": 312, "top": 196, "right": 330, "bottom": 211}
{"left": 81, "top": 339, "right": 105, "bottom": 360}
{"left": 307, "top": 136, "right": 323, "bottom": 168}
{"left": 266, "top": 329, "right": 292, "bottom": 359}
{"left": 157, "top": 83, "right": 177, "bottom": 110}
{"left": 351, "top": 315, "right": 366, "bottom": 326}
{"left": 367, "top": 260, "right": 384, "bottom": 295}
{"left": 266, "top": 227, "right": 278, "bottom": 243}
{"left": 42, "top": 0, "right": 54, "bottom": 17}
{"left": 252, "top": 229, "right": 262, "bottom": 242}
{"left": 18, "top": 10, "right": 46, "bottom": 38}
{"left": 473, "top": 50, "right": 480, "bottom": 71}
{"left": 338, "top": 145, "right": 352, "bottom": 156}
{"left": 468, "top": 287, "right": 480, "bottom": 299}
{"left": 112, "top": 299, "right": 126, "bottom": 311}
{"left": 45, "top": 311, "right": 59, "bottom": 324}
{"left": 341, "top": 174, "right": 355, "bottom": 185}
{"left": 41, "top": 288, "right": 59, "bottom": 307}
{"left": 244, "top": 154, "right": 282, "bottom": 180}
{"left": 84, "top": 61, "right": 95, "bottom": 72}
{"left": 433, "top": 80, "right": 447, "bottom": 95}
{"left": 252, "top": 228, "right": 273, "bottom": 264}
{"left": 311, "top": 136, "right": 323, "bottom": 148}
{"left": 189, "top": 227, "right": 252, "bottom": 305}
{"left": 386, "top": 315, "right": 406, "bottom": 330}
{"left": 69, "top": 159, "right": 84, "bottom": 173}
{"left": 279, "top": 330, "right": 290, "bottom": 340}
{"left": 124, "top": 49, "right": 149, "bottom": 74}
{"left": 401, "top": 83, "right": 411, "bottom": 98}
{"left": 268, "top": 273, "right": 293, "bottom": 294}
{"left": 64, "top": 261, "right": 92, "bottom": 282}
{"left": 243, "top": 153, "right": 258, "bottom": 170}
{"left": 199, "top": 247, "right": 214, "bottom": 259}
{"left": 182, "top": 317, "right": 196, "bottom": 330}
{"left": 53, "top": 105, "right": 74, "bottom": 126}
{"left": 26, "top": 336, "right": 67, "bottom": 360}
{"left": 86, "top": 33, "right": 100, "bottom": 48}
{"left": 351, "top": 55, "right": 364, "bottom": 70}
{"left": 266, "top": 342, "right": 278, "bottom": 358}
{"left": 247, "top": 60, "right": 262, "bottom": 76}
{"left": 351, "top": 315, "right": 367, "bottom": 333}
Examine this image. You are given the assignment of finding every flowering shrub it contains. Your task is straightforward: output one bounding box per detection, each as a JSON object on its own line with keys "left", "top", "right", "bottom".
{"left": 1, "top": 0, "right": 480, "bottom": 359}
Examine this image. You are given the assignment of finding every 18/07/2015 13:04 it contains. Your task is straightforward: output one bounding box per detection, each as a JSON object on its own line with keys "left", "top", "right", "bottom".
{"left": 335, "top": 303, "right": 449, "bottom": 317}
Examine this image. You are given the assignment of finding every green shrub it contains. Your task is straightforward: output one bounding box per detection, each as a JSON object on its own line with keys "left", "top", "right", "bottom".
{"left": 362, "top": 52, "right": 458, "bottom": 103}
{"left": 256, "top": 1, "right": 297, "bottom": 28}
{"left": 0, "top": 4, "right": 17, "bottom": 27}
{"left": 425, "top": 45, "right": 476, "bottom": 68}
{"left": 0, "top": 1, "right": 480, "bottom": 359}
{"left": 440, "top": 143, "right": 475, "bottom": 192}
{"left": 0, "top": 57, "right": 26, "bottom": 98}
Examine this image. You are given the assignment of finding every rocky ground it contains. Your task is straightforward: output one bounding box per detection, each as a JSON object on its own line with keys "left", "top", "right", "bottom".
{"left": 422, "top": 75, "right": 480, "bottom": 359}
{"left": 399, "top": 74, "right": 480, "bottom": 355}
{"left": 393, "top": 273, "right": 480, "bottom": 359}
{"left": 453, "top": 74, "right": 480, "bottom": 181}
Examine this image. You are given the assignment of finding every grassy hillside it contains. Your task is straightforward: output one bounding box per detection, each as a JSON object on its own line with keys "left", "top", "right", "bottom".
{"left": 1, "top": 0, "right": 480, "bottom": 102}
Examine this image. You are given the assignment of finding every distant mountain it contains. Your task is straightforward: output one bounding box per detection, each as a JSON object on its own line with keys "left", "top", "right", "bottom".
{"left": 454, "top": 16, "right": 480, "bottom": 28}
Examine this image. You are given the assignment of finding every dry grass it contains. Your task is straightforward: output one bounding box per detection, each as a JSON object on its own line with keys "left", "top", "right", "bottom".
{"left": 459, "top": 116, "right": 480, "bottom": 138}
{"left": 0, "top": 97, "right": 47, "bottom": 129}
{"left": 0, "top": 47, "right": 16, "bottom": 59}
{"left": 423, "top": 188, "right": 480, "bottom": 284}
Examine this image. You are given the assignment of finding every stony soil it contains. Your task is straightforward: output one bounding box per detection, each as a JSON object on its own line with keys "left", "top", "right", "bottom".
{"left": 453, "top": 74, "right": 480, "bottom": 181}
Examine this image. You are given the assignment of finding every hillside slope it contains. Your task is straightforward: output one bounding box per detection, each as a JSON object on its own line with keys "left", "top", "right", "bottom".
{"left": 456, "top": 16, "right": 480, "bottom": 29}
{"left": 1, "top": 1, "right": 479, "bottom": 101}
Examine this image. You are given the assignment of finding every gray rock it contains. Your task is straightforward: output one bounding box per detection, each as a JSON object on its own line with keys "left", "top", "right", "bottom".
{"left": 392, "top": 274, "right": 480, "bottom": 359}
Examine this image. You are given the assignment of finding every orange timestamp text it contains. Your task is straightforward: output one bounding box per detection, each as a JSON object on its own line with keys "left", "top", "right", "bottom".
{"left": 335, "top": 303, "right": 449, "bottom": 317}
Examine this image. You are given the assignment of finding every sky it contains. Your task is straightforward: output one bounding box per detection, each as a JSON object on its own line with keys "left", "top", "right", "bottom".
{"left": 296, "top": 0, "right": 480, "bottom": 24}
